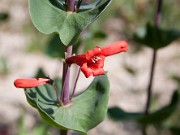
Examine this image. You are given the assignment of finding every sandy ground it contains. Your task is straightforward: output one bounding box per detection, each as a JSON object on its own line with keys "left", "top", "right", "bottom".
{"left": 0, "top": 0, "right": 180, "bottom": 135}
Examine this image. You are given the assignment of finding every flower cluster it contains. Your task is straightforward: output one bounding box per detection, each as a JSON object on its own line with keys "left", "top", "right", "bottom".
{"left": 66, "top": 40, "right": 128, "bottom": 78}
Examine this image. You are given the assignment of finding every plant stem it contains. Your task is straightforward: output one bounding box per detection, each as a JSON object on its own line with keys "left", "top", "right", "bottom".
{"left": 75, "top": 0, "right": 83, "bottom": 12}
{"left": 71, "top": 67, "right": 81, "bottom": 99}
{"left": 60, "top": 129, "right": 68, "bottom": 135}
{"left": 143, "top": 1, "right": 163, "bottom": 134}
{"left": 61, "top": 0, "right": 74, "bottom": 105}
{"left": 53, "top": 83, "right": 61, "bottom": 104}
{"left": 155, "top": 0, "right": 163, "bottom": 27}
{"left": 66, "top": 0, "right": 75, "bottom": 12}
{"left": 142, "top": 127, "right": 147, "bottom": 135}
{"left": 61, "top": 45, "right": 72, "bottom": 105}
{"left": 60, "top": 1, "right": 74, "bottom": 135}
{"left": 145, "top": 0, "right": 163, "bottom": 115}
{"left": 145, "top": 49, "right": 157, "bottom": 114}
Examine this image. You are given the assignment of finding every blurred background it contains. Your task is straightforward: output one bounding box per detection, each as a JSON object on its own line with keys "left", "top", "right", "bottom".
{"left": 0, "top": 0, "right": 180, "bottom": 135}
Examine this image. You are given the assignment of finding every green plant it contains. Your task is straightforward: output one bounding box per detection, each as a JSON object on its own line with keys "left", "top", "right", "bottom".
{"left": 13, "top": 0, "right": 128, "bottom": 135}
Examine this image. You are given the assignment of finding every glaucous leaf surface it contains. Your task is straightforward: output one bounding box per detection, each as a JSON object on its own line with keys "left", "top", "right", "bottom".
{"left": 25, "top": 75, "right": 109, "bottom": 134}
{"left": 29, "top": 0, "right": 111, "bottom": 45}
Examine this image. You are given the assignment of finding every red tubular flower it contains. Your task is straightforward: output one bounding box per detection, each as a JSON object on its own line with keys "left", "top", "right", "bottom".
{"left": 66, "top": 40, "right": 128, "bottom": 78}
{"left": 14, "top": 78, "right": 51, "bottom": 88}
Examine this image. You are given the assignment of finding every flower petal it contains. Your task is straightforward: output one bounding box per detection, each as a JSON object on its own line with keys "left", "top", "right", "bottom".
{"left": 66, "top": 55, "right": 86, "bottom": 66}
{"left": 92, "top": 68, "right": 105, "bottom": 76}
{"left": 81, "top": 64, "right": 93, "bottom": 78}
{"left": 101, "top": 40, "right": 128, "bottom": 56}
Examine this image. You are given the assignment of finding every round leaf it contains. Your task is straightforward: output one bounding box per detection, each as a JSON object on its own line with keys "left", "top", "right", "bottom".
{"left": 25, "top": 75, "right": 109, "bottom": 134}
{"left": 29, "top": 0, "right": 112, "bottom": 45}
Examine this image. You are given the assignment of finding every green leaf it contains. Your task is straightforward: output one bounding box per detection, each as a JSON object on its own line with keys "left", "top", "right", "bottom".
{"left": 45, "top": 34, "right": 65, "bottom": 58}
{"left": 133, "top": 23, "right": 180, "bottom": 50}
{"left": 34, "top": 68, "right": 47, "bottom": 78}
{"left": 82, "top": 30, "right": 107, "bottom": 53}
{"left": 32, "top": 122, "right": 49, "bottom": 135}
{"left": 92, "top": 31, "right": 107, "bottom": 39}
{"left": 44, "top": 34, "right": 80, "bottom": 58}
{"left": 123, "top": 64, "right": 137, "bottom": 76}
{"left": 0, "top": 56, "right": 9, "bottom": 76}
{"left": 108, "top": 107, "right": 143, "bottom": 121}
{"left": 29, "top": 0, "right": 112, "bottom": 45}
{"left": 25, "top": 75, "right": 109, "bottom": 134}
{"left": 108, "top": 89, "right": 179, "bottom": 125}
{"left": 18, "top": 112, "right": 50, "bottom": 135}
{"left": 171, "top": 74, "right": 180, "bottom": 86}
{"left": 169, "top": 127, "right": 180, "bottom": 135}
{"left": 18, "top": 112, "right": 29, "bottom": 135}
{"left": 0, "top": 12, "right": 9, "bottom": 21}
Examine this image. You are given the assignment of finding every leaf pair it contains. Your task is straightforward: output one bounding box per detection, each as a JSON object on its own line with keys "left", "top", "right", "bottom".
{"left": 108, "top": 89, "right": 179, "bottom": 125}
{"left": 29, "top": 0, "right": 111, "bottom": 45}
{"left": 133, "top": 23, "right": 180, "bottom": 50}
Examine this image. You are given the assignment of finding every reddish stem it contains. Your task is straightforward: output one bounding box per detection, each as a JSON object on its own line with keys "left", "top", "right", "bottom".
{"left": 61, "top": 45, "right": 72, "bottom": 105}
{"left": 145, "top": 49, "right": 157, "bottom": 114}
{"left": 67, "top": 0, "right": 75, "bottom": 12}
{"left": 143, "top": 0, "right": 163, "bottom": 134}
{"left": 52, "top": 83, "right": 61, "bottom": 105}
{"left": 71, "top": 67, "right": 81, "bottom": 99}
{"left": 145, "top": 0, "right": 163, "bottom": 115}
{"left": 75, "top": 0, "right": 83, "bottom": 12}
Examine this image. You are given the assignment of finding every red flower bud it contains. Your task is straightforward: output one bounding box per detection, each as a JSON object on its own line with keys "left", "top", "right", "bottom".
{"left": 14, "top": 78, "right": 51, "bottom": 88}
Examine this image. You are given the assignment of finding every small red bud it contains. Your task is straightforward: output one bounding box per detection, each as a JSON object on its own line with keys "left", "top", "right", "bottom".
{"left": 14, "top": 78, "right": 51, "bottom": 88}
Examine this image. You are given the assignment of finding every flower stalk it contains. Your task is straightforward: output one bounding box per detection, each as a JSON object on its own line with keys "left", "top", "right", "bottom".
{"left": 71, "top": 67, "right": 81, "bottom": 99}
{"left": 61, "top": 45, "right": 72, "bottom": 105}
{"left": 52, "top": 82, "right": 61, "bottom": 105}
{"left": 75, "top": 0, "right": 83, "bottom": 12}
{"left": 145, "top": 0, "right": 163, "bottom": 115}
{"left": 60, "top": 129, "right": 68, "bottom": 135}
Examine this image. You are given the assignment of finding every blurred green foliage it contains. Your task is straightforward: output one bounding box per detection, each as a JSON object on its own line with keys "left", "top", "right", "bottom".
{"left": 133, "top": 23, "right": 180, "bottom": 50}
{"left": 108, "top": 89, "right": 179, "bottom": 124}
{"left": 0, "top": 12, "right": 9, "bottom": 22}
{"left": 108, "top": 88, "right": 180, "bottom": 135}
{"left": 18, "top": 111, "right": 50, "bottom": 135}
{"left": 91, "top": 0, "right": 180, "bottom": 37}
{"left": 0, "top": 56, "right": 9, "bottom": 76}
{"left": 106, "top": 1, "right": 180, "bottom": 135}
